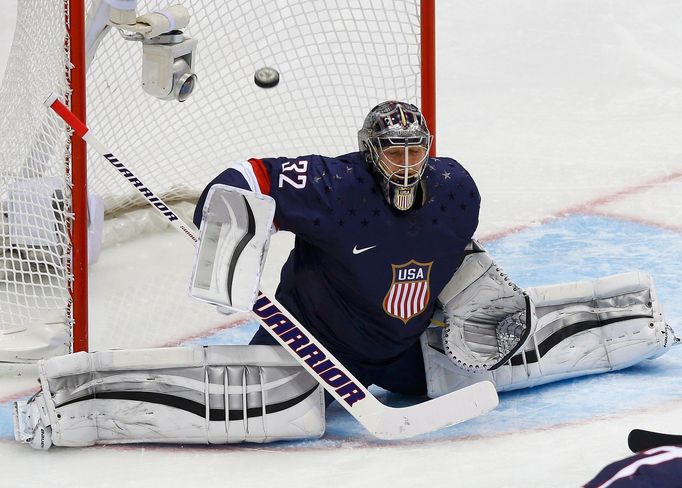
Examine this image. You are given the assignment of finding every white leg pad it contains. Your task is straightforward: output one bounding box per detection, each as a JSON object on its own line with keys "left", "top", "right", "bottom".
{"left": 423, "top": 271, "right": 678, "bottom": 395}
{"left": 14, "top": 345, "right": 325, "bottom": 448}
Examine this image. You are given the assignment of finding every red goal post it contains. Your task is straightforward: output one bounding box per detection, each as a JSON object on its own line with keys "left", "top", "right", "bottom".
{"left": 69, "top": 0, "right": 89, "bottom": 355}
{"left": 0, "top": 0, "right": 436, "bottom": 361}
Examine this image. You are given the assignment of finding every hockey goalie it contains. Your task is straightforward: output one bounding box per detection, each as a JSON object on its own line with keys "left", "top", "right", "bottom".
{"left": 14, "top": 101, "right": 678, "bottom": 449}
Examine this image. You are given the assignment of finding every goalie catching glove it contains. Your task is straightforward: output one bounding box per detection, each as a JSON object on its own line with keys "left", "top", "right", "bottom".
{"left": 436, "top": 240, "right": 535, "bottom": 372}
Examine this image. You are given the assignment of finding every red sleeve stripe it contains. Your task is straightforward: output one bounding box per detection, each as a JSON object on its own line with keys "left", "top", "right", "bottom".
{"left": 247, "top": 158, "right": 279, "bottom": 231}
{"left": 248, "top": 158, "right": 272, "bottom": 195}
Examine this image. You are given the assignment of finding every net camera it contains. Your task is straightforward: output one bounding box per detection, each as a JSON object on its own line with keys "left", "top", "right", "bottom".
{"left": 141, "top": 30, "right": 198, "bottom": 102}
{"left": 101, "top": 3, "right": 198, "bottom": 102}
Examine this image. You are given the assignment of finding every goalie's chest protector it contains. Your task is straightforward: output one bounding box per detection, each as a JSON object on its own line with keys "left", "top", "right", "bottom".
{"left": 259, "top": 153, "right": 481, "bottom": 364}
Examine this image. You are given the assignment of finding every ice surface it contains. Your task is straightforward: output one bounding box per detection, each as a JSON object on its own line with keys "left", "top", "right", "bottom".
{"left": 1, "top": 1, "right": 682, "bottom": 487}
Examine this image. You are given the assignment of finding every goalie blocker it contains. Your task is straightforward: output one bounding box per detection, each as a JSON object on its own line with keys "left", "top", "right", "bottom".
{"left": 189, "top": 184, "right": 275, "bottom": 313}
{"left": 422, "top": 242, "right": 678, "bottom": 395}
{"left": 14, "top": 345, "right": 325, "bottom": 449}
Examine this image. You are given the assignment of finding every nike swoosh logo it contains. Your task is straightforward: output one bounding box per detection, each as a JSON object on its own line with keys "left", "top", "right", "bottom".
{"left": 352, "top": 245, "right": 377, "bottom": 255}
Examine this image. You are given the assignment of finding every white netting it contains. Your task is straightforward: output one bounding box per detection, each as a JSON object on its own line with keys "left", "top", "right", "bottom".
{"left": 0, "top": 0, "right": 72, "bottom": 359}
{"left": 0, "top": 0, "right": 425, "bottom": 359}
{"left": 87, "top": 0, "right": 422, "bottom": 215}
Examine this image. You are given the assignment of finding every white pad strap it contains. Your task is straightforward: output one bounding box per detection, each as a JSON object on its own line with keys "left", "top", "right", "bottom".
{"left": 17, "top": 345, "right": 324, "bottom": 447}
{"left": 190, "top": 185, "right": 275, "bottom": 312}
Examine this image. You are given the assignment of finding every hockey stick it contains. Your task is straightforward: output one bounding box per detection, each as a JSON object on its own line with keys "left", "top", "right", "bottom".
{"left": 45, "top": 92, "right": 498, "bottom": 440}
{"left": 628, "top": 429, "right": 682, "bottom": 452}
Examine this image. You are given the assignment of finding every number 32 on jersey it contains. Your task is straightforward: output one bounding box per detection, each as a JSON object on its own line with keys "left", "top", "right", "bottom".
{"left": 279, "top": 160, "right": 308, "bottom": 189}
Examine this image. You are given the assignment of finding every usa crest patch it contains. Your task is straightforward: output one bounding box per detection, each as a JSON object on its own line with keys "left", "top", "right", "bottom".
{"left": 383, "top": 260, "right": 433, "bottom": 323}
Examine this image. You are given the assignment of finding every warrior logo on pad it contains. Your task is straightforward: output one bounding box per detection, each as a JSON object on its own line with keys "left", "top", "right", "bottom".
{"left": 383, "top": 260, "right": 432, "bottom": 323}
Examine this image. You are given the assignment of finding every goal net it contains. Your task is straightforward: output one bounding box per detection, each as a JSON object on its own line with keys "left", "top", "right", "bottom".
{"left": 0, "top": 0, "right": 433, "bottom": 361}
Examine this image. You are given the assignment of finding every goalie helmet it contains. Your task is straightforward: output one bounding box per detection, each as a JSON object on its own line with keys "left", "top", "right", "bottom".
{"left": 358, "top": 101, "right": 432, "bottom": 211}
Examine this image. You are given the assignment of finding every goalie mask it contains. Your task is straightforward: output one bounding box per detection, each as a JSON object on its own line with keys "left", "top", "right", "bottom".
{"left": 358, "top": 101, "right": 432, "bottom": 211}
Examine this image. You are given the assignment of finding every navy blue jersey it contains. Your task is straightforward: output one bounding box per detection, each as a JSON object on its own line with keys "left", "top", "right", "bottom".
{"left": 194, "top": 152, "right": 480, "bottom": 367}
{"left": 584, "top": 445, "right": 682, "bottom": 487}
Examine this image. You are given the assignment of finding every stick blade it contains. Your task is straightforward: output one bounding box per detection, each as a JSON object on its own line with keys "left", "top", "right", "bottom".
{"left": 628, "top": 429, "right": 682, "bottom": 453}
{"left": 372, "top": 380, "right": 498, "bottom": 440}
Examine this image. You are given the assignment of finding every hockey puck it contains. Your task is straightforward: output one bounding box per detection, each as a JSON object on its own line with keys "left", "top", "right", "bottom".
{"left": 254, "top": 67, "right": 280, "bottom": 88}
